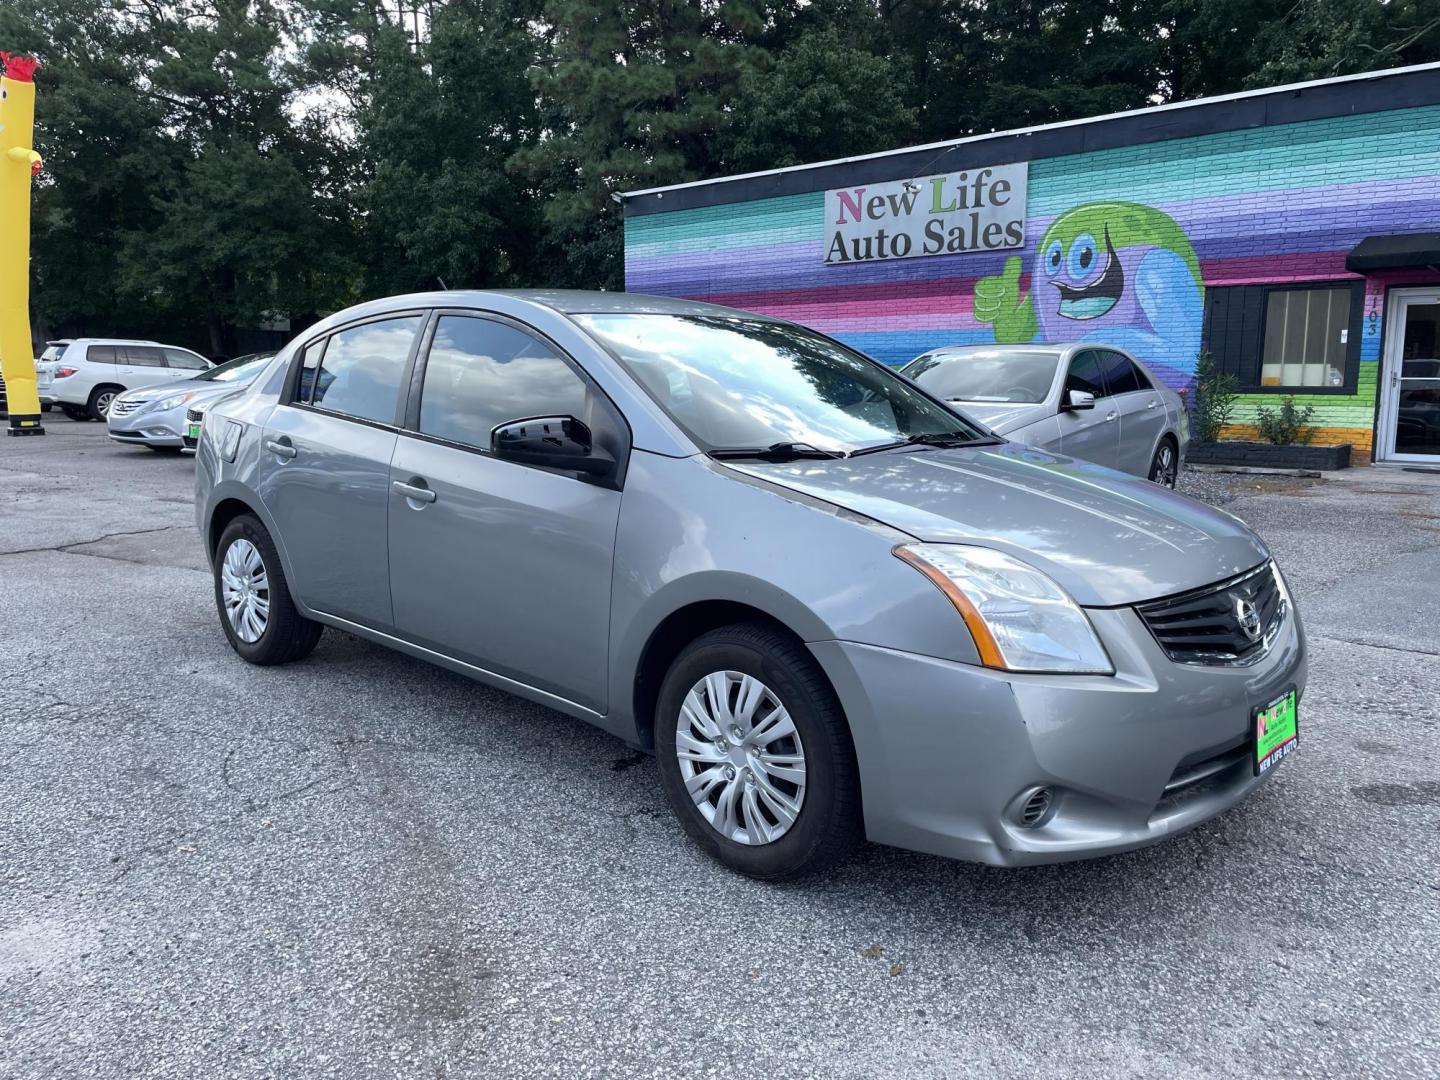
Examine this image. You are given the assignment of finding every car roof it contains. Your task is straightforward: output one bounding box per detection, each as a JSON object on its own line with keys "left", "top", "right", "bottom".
{"left": 345, "top": 289, "right": 784, "bottom": 322}
{"left": 73, "top": 337, "right": 165, "bottom": 345}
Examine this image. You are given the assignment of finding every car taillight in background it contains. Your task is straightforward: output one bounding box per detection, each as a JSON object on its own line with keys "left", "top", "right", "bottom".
{"left": 54, "top": 366, "right": 79, "bottom": 378}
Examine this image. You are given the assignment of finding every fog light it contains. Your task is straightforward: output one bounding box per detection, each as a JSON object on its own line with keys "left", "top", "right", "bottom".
{"left": 1015, "top": 786, "right": 1054, "bottom": 829}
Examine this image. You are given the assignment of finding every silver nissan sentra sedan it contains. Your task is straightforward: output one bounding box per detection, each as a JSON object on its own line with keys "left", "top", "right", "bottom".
{"left": 196, "top": 290, "right": 1305, "bottom": 880}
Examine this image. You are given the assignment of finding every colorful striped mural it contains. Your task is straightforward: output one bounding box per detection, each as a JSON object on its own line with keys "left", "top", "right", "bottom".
{"left": 625, "top": 101, "right": 1440, "bottom": 458}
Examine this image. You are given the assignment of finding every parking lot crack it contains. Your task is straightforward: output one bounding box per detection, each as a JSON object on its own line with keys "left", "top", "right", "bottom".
{"left": 0, "top": 524, "right": 192, "bottom": 558}
{"left": 1317, "top": 635, "right": 1440, "bottom": 659}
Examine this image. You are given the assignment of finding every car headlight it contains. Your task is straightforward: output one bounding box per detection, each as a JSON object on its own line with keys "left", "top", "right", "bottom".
{"left": 894, "top": 543, "right": 1113, "bottom": 674}
{"left": 154, "top": 391, "right": 198, "bottom": 411}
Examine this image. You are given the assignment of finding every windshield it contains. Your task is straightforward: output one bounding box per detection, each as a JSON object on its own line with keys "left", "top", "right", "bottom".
{"left": 198, "top": 352, "right": 272, "bottom": 383}
{"left": 575, "top": 314, "right": 986, "bottom": 454}
{"left": 904, "top": 350, "right": 1060, "bottom": 404}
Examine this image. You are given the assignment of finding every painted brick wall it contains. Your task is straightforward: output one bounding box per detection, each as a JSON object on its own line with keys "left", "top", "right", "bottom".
{"left": 625, "top": 104, "right": 1440, "bottom": 457}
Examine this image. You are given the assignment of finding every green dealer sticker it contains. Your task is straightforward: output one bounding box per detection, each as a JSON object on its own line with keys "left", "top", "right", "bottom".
{"left": 1253, "top": 688, "right": 1298, "bottom": 776}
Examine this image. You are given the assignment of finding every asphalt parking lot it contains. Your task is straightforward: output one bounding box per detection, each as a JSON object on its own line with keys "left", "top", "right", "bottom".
{"left": 2, "top": 415, "right": 1438, "bottom": 1079}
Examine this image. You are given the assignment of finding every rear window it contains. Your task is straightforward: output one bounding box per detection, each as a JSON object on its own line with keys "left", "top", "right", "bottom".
{"left": 40, "top": 344, "right": 67, "bottom": 362}
{"left": 87, "top": 345, "right": 119, "bottom": 364}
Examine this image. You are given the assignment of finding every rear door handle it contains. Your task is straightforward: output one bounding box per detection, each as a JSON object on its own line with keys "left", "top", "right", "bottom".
{"left": 263, "top": 437, "right": 297, "bottom": 460}
{"left": 392, "top": 480, "right": 437, "bottom": 504}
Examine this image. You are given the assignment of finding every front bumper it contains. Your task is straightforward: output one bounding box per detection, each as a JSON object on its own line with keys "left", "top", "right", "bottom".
{"left": 810, "top": 598, "right": 1306, "bottom": 866}
{"left": 107, "top": 408, "right": 185, "bottom": 447}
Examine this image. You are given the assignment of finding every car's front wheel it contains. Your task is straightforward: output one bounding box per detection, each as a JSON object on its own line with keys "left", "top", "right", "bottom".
{"left": 213, "top": 514, "right": 323, "bottom": 665}
{"left": 1148, "top": 439, "right": 1179, "bottom": 488}
{"left": 654, "top": 622, "right": 862, "bottom": 880}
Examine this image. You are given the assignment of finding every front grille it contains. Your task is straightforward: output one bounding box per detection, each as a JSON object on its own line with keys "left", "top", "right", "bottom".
{"left": 109, "top": 399, "right": 143, "bottom": 417}
{"left": 1137, "top": 563, "right": 1285, "bottom": 665}
{"left": 109, "top": 429, "right": 146, "bottom": 440}
{"left": 1162, "top": 742, "right": 1249, "bottom": 798}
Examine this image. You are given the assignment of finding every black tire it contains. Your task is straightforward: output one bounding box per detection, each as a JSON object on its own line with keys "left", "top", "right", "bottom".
{"left": 1148, "top": 437, "right": 1179, "bottom": 488}
{"left": 654, "top": 621, "right": 862, "bottom": 880}
{"left": 213, "top": 514, "right": 323, "bottom": 665}
{"left": 87, "top": 384, "right": 123, "bottom": 421}
{"left": 40, "top": 403, "right": 51, "bottom": 413}
{"left": 60, "top": 404, "right": 88, "bottom": 421}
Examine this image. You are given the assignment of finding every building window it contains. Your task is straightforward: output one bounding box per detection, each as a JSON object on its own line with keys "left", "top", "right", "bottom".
{"left": 1203, "top": 282, "right": 1361, "bottom": 393}
{"left": 1260, "top": 287, "right": 1350, "bottom": 388}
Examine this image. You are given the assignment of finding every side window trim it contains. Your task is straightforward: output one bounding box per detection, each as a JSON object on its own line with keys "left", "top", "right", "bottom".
{"left": 281, "top": 309, "right": 429, "bottom": 430}
{"left": 1066, "top": 349, "right": 1107, "bottom": 399}
{"left": 400, "top": 306, "right": 632, "bottom": 488}
{"left": 402, "top": 309, "right": 602, "bottom": 450}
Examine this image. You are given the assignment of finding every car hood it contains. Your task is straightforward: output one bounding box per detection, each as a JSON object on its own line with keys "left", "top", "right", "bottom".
{"left": 131, "top": 380, "right": 246, "bottom": 408}
{"left": 724, "top": 442, "right": 1268, "bottom": 607}
{"left": 949, "top": 401, "right": 1052, "bottom": 435}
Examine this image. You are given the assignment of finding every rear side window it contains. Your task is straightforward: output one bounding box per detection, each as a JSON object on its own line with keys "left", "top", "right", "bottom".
{"left": 1065, "top": 351, "right": 1106, "bottom": 397}
{"left": 87, "top": 345, "right": 118, "bottom": 364}
{"left": 165, "top": 348, "right": 208, "bottom": 371}
{"left": 308, "top": 316, "right": 420, "bottom": 424}
{"left": 417, "top": 315, "right": 589, "bottom": 451}
{"left": 1094, "top": 350, "right": 1145, "bottom": 396}
{"left": 126, "top": 346, "right": 165, "bottom": 367}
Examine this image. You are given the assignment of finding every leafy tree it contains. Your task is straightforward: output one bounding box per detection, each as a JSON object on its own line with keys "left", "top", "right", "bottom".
{"left": 720, "top": 11, "right": 918, "bottom": 171}
{"left": 517, "top": 0, "right": 774, "bottom": 289}
{"left": 348, "top": 0, "right": 546, "bottom": 295}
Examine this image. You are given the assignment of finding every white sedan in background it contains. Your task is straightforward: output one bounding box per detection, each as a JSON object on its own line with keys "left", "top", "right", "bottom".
{"left": 901, "top": 343, "right": 1189, "bottom": 486}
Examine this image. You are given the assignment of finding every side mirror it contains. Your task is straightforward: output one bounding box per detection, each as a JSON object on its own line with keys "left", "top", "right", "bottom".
{"left": 491, "top": 415, "right": 614, "bottom": 477}
{"left": 1063, "top": 389, "right": 1095, "bottom": 412}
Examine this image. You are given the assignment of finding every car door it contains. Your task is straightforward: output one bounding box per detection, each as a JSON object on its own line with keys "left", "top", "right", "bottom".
{"left": 1096, "top": 349, "right": 1167, "bottom": 476}
{"left": 123, "top": 345, "right": 172, "bottom": 389}
{"left": 256, "top": 313, "right": 424, "bottom": 629}
{"left": 387, "top": 311, "right": 625, "bottom": 713}
{"left": 1056, "top": 349, "right": 1121, "bottom": 469}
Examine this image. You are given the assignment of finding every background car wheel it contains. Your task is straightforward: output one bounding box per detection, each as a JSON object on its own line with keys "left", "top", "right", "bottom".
{"left": 213, "top": 514, "right": 323, "bottom": 665}
{"left": 40, "top": 403, "right": 51, "bottom": 413}
{"left": 1148, "top": 439, "right": 1179, "bottom": 488}
{"left": 654, "top": 621, "right": 862, "bottom": 880}
{"left": 86, "top": 385, "right": 123, "bottom": 420}
{"left": 60, "top": 404, "right": 88, "bottom": 421}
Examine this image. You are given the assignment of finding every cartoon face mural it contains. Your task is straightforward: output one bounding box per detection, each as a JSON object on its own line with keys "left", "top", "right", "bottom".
{"left": 973, "top": 201, "right": 1205, "bottom": 390}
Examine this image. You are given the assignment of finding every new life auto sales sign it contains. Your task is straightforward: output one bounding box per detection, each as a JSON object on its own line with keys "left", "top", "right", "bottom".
{"left": 823, "top": 162, "right": 1028, "bottom": 265}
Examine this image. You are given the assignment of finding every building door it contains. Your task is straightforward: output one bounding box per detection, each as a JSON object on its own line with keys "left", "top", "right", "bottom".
{"left": 1377, "top": 288, "right": 1440, "bottom": 462}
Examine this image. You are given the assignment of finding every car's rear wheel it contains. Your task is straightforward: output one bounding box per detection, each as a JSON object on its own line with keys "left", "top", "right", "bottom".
{"left": 654, "top": 622, "right": 862, "bottom": 880}
{"left": 1148, "top": 438, "right": 1179, "bottom": 488}
{"left": 214, "top": 514, "right": 323, "bottom": 665}
{"left": 87, "top": 385, "right": 122, "bottom": 420}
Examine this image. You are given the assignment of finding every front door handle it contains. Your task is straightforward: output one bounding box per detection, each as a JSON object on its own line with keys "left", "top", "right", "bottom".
{"left": 392, "top": 479, "right": 437, "bottom": 505}
{"left": 1104, "top": 411, "right": 1118, "bottom": 423}
{"left": 1146, "top": 399, "right": 1160, "bottom": 409}
{"left": 263, "top": 437, "right": 297, "bottom": 460}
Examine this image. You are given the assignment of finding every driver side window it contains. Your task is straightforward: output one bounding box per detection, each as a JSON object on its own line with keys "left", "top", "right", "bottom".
{"left": 1065, "top": 351, "right": 1107, "bottom": 398}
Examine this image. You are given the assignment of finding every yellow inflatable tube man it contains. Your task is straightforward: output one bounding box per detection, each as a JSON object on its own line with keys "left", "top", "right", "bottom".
{"left": 0, "top": 52, "right": 44, "bottom": 436}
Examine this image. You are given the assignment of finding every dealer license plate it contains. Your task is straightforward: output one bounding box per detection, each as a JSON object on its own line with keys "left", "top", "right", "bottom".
{"left": 187, "top": 422, "right": 201, "bottom": 440}
{"left": 1253, "top": 688, "right": 1298, "bottom": 776}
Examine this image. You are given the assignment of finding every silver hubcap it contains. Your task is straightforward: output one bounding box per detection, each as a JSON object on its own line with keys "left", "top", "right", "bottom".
{"left": 96, "top": 392, "right": 115, "bottom": 415}
{"left": 220, "top": 538, "right": 270, "bottom": 643}
{"left": 675, "top": 671, "right": 807, "bottom": 846}
{"left": 1152, "top": 444, "right": 1177, "bottom": 487}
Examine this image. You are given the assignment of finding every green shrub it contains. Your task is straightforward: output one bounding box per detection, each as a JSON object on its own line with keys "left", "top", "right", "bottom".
{"left": 1254, "top": 396, "right": 1316, "bottom": 445}
{"left": 1184, "top": 352, "right": 1238, "bottom": 443}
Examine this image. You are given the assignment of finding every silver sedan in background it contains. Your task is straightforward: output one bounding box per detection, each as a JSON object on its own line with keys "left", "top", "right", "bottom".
{"left": 901, "top": 343, "right": 1189, "bottom": 486}
{"left": 107, "top": 352, "right": 274, "bottom": 451}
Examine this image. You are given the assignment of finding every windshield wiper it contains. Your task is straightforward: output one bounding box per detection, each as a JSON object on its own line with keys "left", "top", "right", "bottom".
{"left": 708, "top": 441, "right": 843, "bottom": 462}
{"left": 849, "top": 431, "right": 998, "bottom": 457}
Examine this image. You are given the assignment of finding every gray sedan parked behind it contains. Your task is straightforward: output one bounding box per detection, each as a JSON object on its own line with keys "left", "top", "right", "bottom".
{"left": 902, "top": 343, "right": 1188, "bottom": 486}
{"left": 196, "top": 291, "right": 1303, "bottom": 880}
{"left": 108, "top": 352, "right": 274, "bottom": 450}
